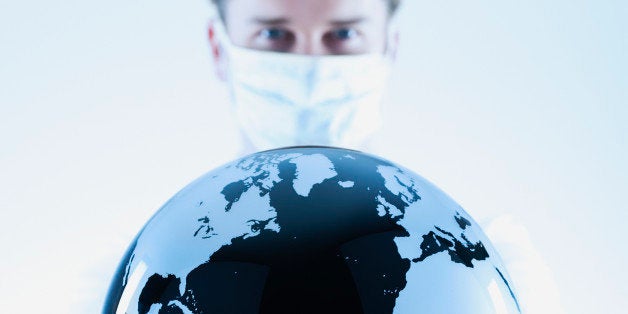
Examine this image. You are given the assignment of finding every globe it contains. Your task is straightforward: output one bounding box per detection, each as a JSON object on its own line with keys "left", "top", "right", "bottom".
{"left": 103, "top": 146, "right": 521, "bottom": 314}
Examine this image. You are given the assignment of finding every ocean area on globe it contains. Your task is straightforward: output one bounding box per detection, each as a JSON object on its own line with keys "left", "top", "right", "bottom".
{"left": 103, "top": 146, "right": 522, "bottom": 314}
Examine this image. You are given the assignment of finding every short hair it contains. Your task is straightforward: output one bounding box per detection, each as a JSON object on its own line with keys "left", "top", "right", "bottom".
{"left": 211, "top": 0, "right": 401, "bottom": 22}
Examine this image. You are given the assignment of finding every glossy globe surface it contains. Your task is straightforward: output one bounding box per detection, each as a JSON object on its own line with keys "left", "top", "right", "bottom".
{"left": 104, "top": 146, "right": 521, "bottom": 314}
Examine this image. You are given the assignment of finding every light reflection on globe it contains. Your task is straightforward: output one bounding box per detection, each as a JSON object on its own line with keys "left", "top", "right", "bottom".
{"left": 103, "top": 146, "right": 521, "bottom": 314}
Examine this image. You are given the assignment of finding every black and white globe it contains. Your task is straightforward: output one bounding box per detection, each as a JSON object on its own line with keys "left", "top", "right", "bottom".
{"left": 104, "top": 146, "right": 521, "bottom": 314}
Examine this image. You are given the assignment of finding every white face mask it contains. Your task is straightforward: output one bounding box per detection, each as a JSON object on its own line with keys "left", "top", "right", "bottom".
{"left": 215, "top": 23, "right": 392, "bottom": 151}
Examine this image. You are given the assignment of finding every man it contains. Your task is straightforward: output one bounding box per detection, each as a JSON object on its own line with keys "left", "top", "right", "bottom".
{"left": 208, "top": 0, "right": 399, "bottom": 152}
{"left": 205, "top": 1, "right": 564, "bottom": 313}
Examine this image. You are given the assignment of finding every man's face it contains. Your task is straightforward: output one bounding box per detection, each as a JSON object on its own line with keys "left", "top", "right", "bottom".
{"left": 222, "top": 0, "right": 390, "bottom": 55}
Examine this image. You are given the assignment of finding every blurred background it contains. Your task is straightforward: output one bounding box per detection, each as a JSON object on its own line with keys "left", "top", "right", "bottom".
{"left": 0, "top": 0, "right": 625, "bottom": 313}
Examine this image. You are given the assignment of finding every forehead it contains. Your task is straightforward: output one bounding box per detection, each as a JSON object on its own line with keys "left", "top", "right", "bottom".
{"left": 224, "top": 0, "right": 388, "bottom": 26}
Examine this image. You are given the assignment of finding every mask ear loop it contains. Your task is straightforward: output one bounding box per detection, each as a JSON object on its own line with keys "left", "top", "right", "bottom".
{"left": 211, "top": 17, "right": 236, "bottom": 52}
{"left": 208, "top": 13, "right": 237, "bottom": 82}
{"left": 385, "top": 11, "right": 401, "bottom": 62}
{"left": 207, "top": 3, "right": 229, "bottom": 51}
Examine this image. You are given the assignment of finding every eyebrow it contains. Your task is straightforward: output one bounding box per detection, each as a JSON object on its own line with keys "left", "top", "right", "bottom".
{"left": 251, "top": 17, "right": 290, "bottom": 25}
{"left": 250, "top": 16, "right": 369, "bottom": 26}
{"left": 328, "top": 17, "right": 368, "bottom": 26}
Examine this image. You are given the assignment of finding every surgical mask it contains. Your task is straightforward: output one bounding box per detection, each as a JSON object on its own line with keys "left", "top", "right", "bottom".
{"left": 215, "top": 23, "right": 392, "bottom": 151}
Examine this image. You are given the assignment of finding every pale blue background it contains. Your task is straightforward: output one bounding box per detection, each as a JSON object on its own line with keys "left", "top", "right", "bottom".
{"left": 0, "top": 0, "right": 626, "bottom": 313}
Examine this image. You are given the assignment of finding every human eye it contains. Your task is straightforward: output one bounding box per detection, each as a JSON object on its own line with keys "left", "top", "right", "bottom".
{"left": 330, "top": 28, "right": 358, "bottom": 41}
{"left": 323, "top": 27, "right": 363, "bottom": 54}
{"left": 254, "top": 27, "right": 295, "bottom": 52}
{"left": 260, "top": 28, "right": 289, "bottom": 40}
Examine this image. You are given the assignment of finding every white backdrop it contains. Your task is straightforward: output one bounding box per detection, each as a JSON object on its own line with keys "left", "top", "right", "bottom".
{"left": 0, "top": 0, "right": 626, "bottom": 313}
